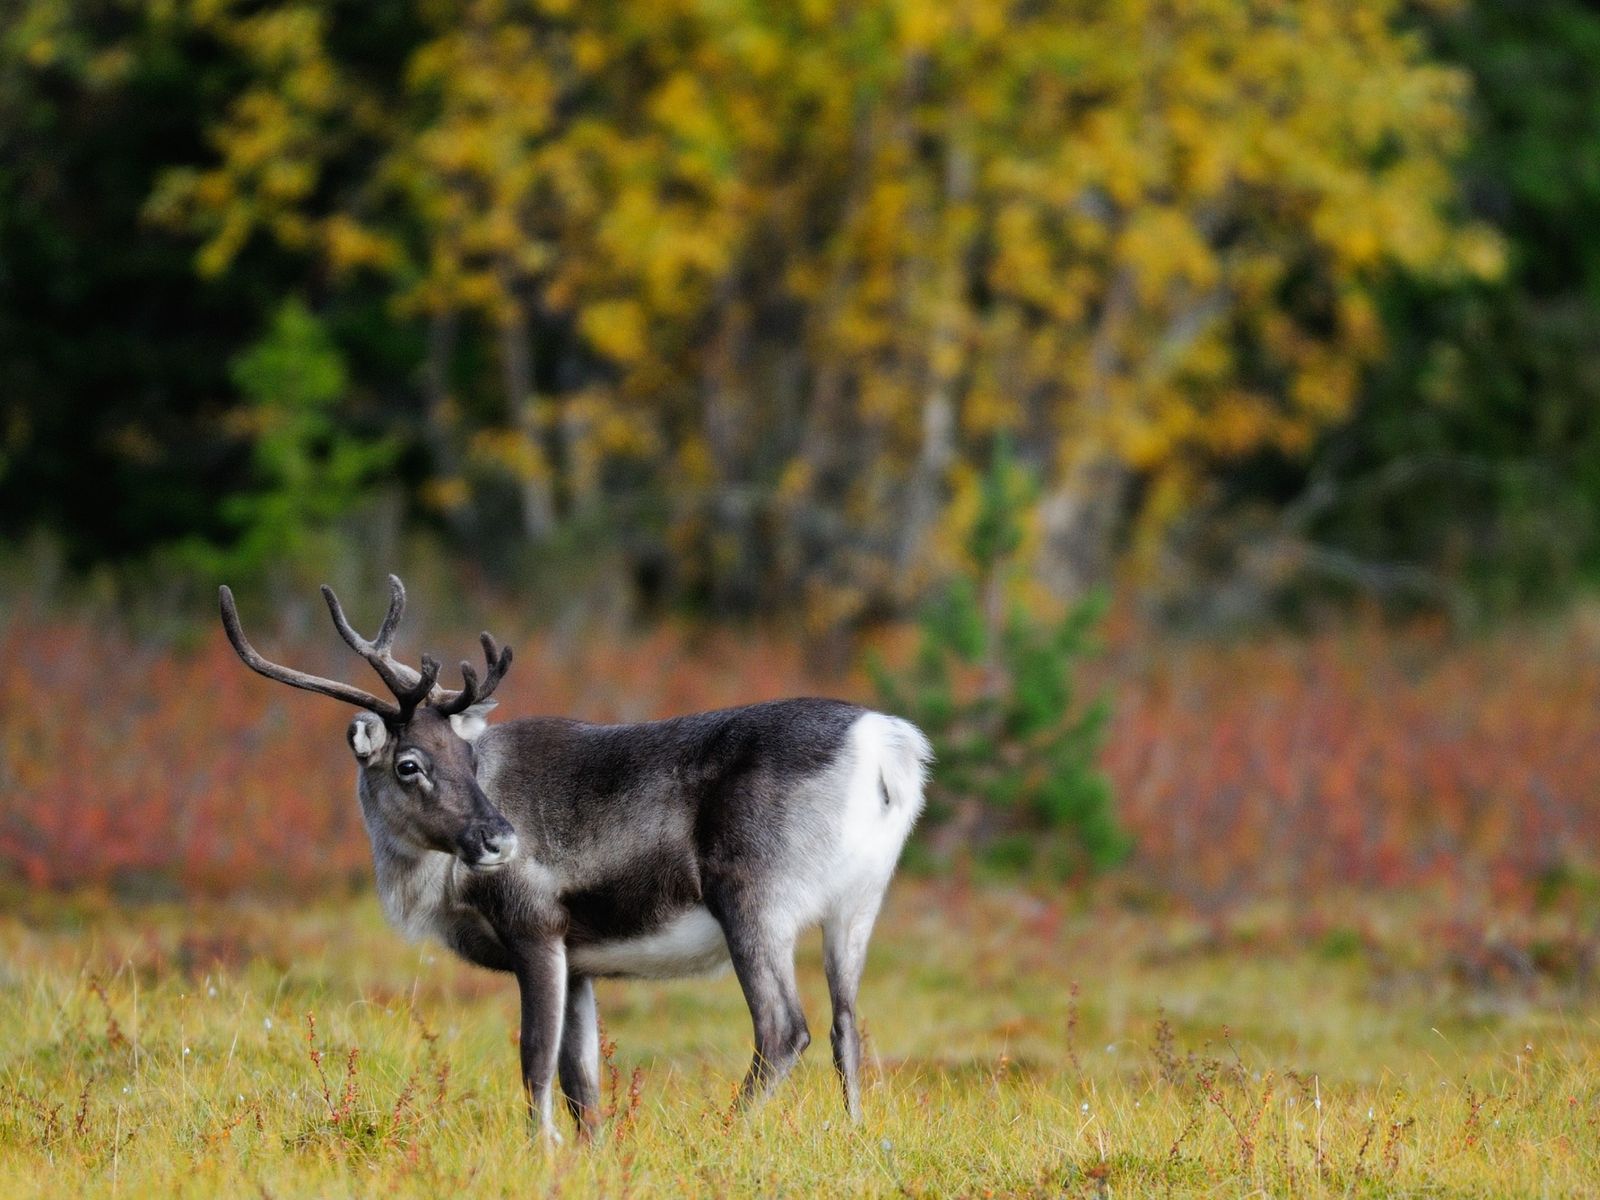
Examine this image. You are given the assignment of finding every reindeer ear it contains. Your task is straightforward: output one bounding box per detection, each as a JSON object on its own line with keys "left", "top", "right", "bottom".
{"left": 348, "top": 713, "right": 389, "bottom": 763}
{"left": 449, "top": 699, "right": 497, "bottom": 743}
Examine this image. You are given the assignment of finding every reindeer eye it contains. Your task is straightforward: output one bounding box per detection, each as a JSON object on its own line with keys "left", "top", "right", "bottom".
{"left": 396, "top": 759, "right": 422, "bottom": 779}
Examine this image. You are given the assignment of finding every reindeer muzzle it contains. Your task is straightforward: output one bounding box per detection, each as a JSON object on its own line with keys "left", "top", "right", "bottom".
{"left": 460, "top": 820, "right": 519, "bottom": 870}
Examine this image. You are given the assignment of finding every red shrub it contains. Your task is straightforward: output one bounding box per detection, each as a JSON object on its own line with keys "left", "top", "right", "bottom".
{"left": 0, "top": 612, "right": 831, "bottom": 894}
{"left": 1103, "top": 621, "right": 1600, "bottom": 906}
{"left": 4, "top": 606, "right": 1598, "bottom": 904}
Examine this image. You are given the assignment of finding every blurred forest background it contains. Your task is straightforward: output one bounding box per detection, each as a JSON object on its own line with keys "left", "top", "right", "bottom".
{"left": 5, "top": 0, "right": 1600, "bottom": 906}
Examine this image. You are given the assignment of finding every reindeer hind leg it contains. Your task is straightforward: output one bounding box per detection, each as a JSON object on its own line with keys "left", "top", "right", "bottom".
{"left": 822, "top": 891, "right": 884, "bottom": 1122}
{"left": 713, "top": 901, "right": 810, "bottom": 1106}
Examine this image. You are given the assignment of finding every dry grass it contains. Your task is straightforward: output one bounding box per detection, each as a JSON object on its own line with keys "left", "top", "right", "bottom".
{"left": 7, "top": 597, "right": 1600, "bottom": 1193}
{"left": 4, "top": 881, "right": 1599, "bottom": 1197}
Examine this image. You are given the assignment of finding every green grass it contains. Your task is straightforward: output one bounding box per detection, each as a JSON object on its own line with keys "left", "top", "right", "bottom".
{"left": 3, "top": 882, "right": 1598, "bottom": 1196}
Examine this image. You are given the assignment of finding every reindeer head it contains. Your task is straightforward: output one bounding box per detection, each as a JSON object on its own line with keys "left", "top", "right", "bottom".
{"left": 219, "top": 576, "right": 519, "bottom": 870}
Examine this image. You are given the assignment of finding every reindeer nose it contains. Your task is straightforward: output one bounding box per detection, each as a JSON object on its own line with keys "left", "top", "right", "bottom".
{"left": 469, "top": 824, "right": 518, "bottom": 868}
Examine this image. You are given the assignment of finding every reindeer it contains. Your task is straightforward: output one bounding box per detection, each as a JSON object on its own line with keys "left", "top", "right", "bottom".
{"left": 218, "top": 576, "right": 930, "bottom": 1140}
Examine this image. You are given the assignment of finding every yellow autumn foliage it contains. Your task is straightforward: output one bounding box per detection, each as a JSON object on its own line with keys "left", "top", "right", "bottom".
{"left": 150, "top": 0, "right": 1498, "bottom": 617}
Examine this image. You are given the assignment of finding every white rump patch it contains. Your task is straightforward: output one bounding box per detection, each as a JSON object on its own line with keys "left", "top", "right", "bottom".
{"left": 567, "top": 907, "right": 732, "bottom": 979}
{"left": 830, "top": 712, "right": 932, "bottom": 912}
{"left": 757, "top": 711, "right": 933, "bottom": 941}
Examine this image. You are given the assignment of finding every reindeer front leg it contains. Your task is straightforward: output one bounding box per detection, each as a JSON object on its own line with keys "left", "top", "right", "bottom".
{"left": 511, "top": 937, "right": 567, "bottom": 1141}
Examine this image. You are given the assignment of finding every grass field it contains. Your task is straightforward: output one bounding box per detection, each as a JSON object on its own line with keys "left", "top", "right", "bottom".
{"left": 4, "top": 881, "right": 1598, "bottom": 1197}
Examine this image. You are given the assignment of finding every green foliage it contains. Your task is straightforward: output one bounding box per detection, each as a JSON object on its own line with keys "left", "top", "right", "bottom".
{"left": 182, "top": 299, "right": 395, "bottom": 580}
{"left": 872, "top": 442, "right": 1128, "bottom": 876}
{"left": 1251, "top": 0, "right": 1600, "bottom": 617}
{"left": 0, "top": 0, "right": 271, "bottom": 563}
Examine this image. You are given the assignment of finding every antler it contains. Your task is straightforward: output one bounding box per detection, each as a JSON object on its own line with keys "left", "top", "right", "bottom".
{"left": 222, "top": 574, "right": 510, "bottom": 724}
{"left": 220, "top": 585, "right": 410, "bottom": 720}
{"left": 433, "top": 632, "right": 514, "bottom": 717}
{"left": 320, "top": 575, "right": 431, "bottom": 697}
{"left": 323, "top": 574, "right": 512, "bottom": 716}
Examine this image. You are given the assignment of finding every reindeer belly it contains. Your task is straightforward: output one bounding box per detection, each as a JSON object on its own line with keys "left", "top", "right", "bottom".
{"left": 567, "top": 907, "right": 732, "bottom": 979}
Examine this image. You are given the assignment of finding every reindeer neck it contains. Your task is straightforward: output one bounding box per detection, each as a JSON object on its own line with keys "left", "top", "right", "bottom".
{"left": 356, "top": 776, "right": 455, "bottom": 942}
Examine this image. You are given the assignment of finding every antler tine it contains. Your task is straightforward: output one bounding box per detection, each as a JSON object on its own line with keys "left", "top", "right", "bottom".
{"left": 389, "top": 653, "right": 443, "bottom": 722}
{"left": 434, "top": 661, "right": 481, "bottom": 717}
{"left": 372, "top": 574, "right": 406, "bottom": 652}
{"left": 432, "top": 633, "right": 513, "bottom": 716}
{"left": 320, "top": 580, "right": 426, "bottom": 697}
{"left": 321, "top": 582, "right": 380, "bottom": 656}
{"left": 219, "top": 586, "right": 399, "bottom": 718}
{"left": 480, "top": 631, "right": 503, "bottom": 668}
{"left": 479, "top": 632, "right": 513, "bottom": 696}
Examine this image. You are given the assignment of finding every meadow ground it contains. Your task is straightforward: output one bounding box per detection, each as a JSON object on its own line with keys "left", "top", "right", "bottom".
{"left": 3, "top": 880, "right": 1598, "bottom": 1198}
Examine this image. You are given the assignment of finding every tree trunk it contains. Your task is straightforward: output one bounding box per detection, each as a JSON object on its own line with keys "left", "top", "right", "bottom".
{"left": 898, "top": 268, "right": 963, "bottom": 580}
{"left": 897, "top": 120, "right": 974, "bottom": 575}
{"left": 499, "top": 308, "right": 556, "bottom": 543}
{"left": 704, "top": 282, "right": 761, "bottom": 610}
{"left": 555, "top": 346, "right": 598, "bottom": 522}
{"left": 1038, "top": 456, "right": 1134, "bottom": 598}
{"left": 1038, "top": 267, "right": 1138, "bottom": 597}
{"left": 422, "top": 309, "right": 475, "bottom": 537}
